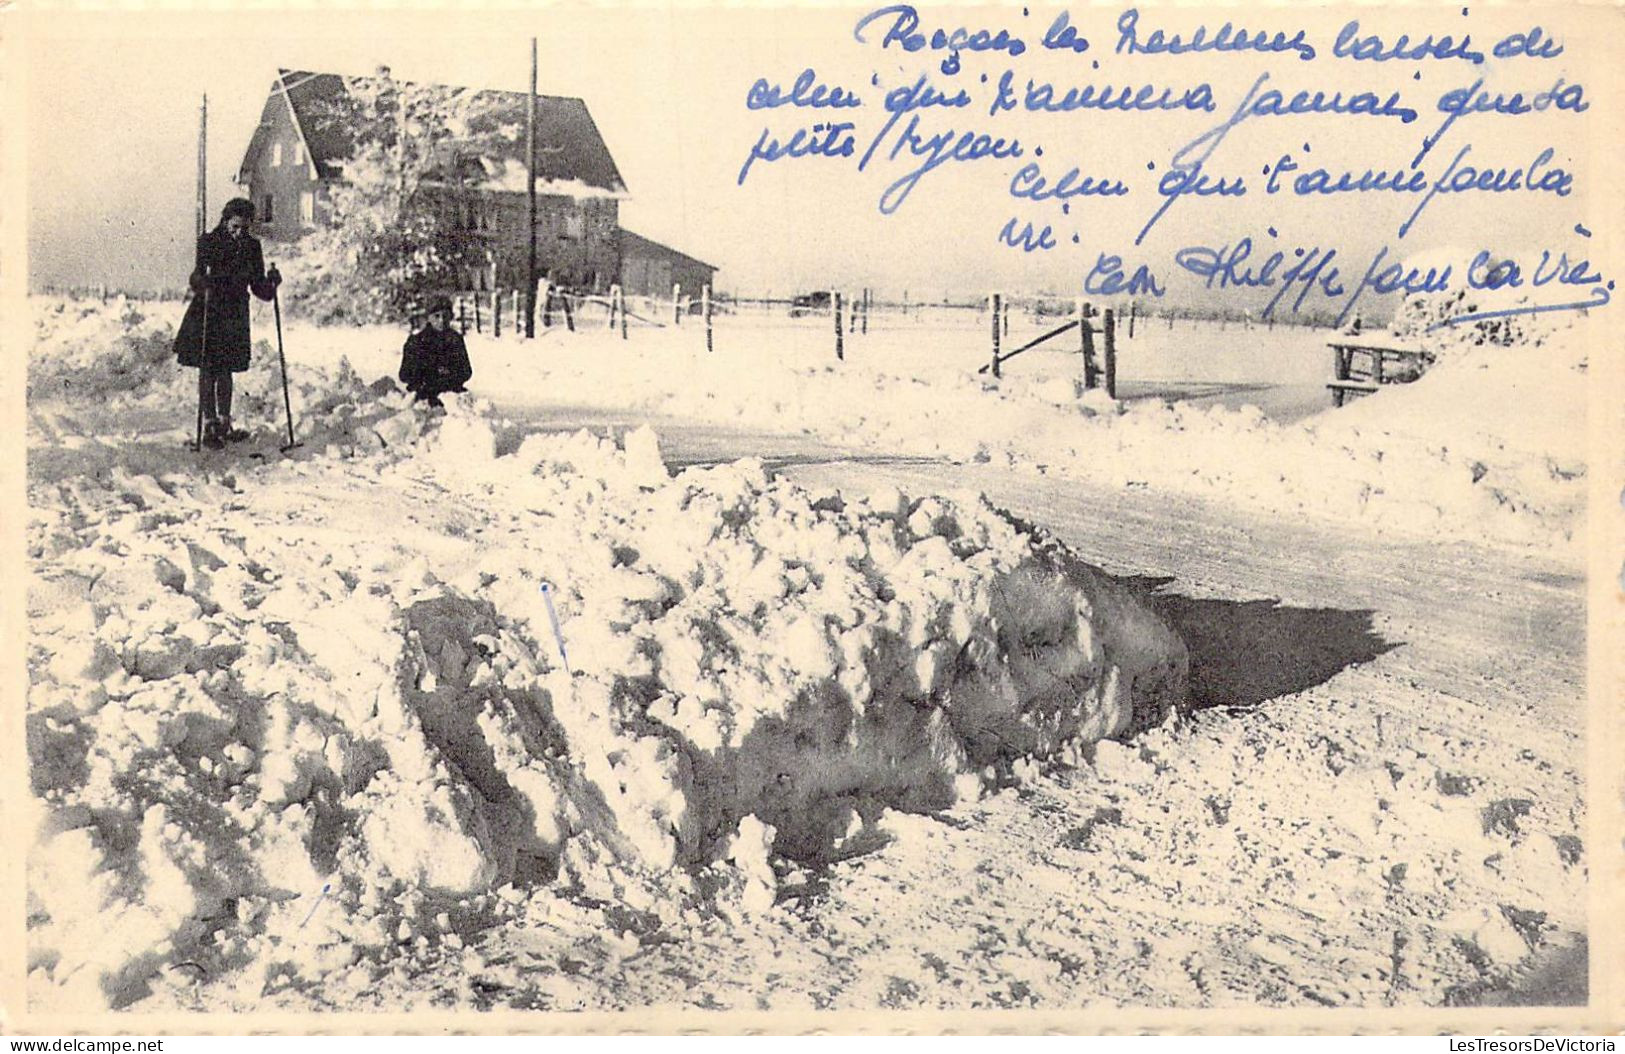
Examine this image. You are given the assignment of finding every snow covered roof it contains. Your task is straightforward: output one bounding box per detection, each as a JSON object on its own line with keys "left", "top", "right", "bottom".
{"left": 620, "top": 230, "right": 718, "bottom": 274}
{"left": 240, "top": 68, "right": 628, "bottom": 196}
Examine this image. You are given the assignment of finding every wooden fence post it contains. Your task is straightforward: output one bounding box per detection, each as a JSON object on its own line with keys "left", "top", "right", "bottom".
{"left": 673, "top": 284, "right": 682, "bottom": 325}
{"left": 703, "top": 284, "right": 713, "bottom": 353}
{"left": 990, "top": 292, "right": 1002, "bottom": 378}
{"left": 473, "top": 293, "right": 482, "bottom": 334}
{"left": 1002, "top": 296, "right": 1010, "bottom": 338}
{"left": 561, "top": 289, "right": 575, "bottom": 332}
{"left": 1128, "top": 301, "right": 1136, "bottom": 339}
{"left": 834, "top": 291, "right": 844, "bottom": 361}
{"left": 620, "top": 286, "right": 629, "bottom": 341}
{"left": 457, "top": 297, "right": 469, "bottom": 334}
{"left": 492, "top": 291, "right": 501, "bottom": 337}
{"left": 1077, "top": 299, "right": 1095, "bottom": 390}
{"left": 1103, "top": 308, "right": 1117, "bottom": 399}
{"left": 861, "top": 288, "right": 870, "bottom": 335}
{"left": 540, "top": 279, "right": 553, "bottom": 328}
{"left": 1081, "top": 301, "right": 1097, "bottom": 388}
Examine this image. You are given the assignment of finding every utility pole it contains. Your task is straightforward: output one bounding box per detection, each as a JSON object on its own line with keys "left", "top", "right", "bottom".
{"left": 196, "top": 94, "right": 207, "bottom": 237}
{"left": 525, "top": 37, "right": 538, "bottom": 338}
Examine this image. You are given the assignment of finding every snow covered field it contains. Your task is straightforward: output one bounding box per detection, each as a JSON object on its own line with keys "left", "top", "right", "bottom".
{"left": 22, "top": 294, "right": 1593, "bottom": 1016}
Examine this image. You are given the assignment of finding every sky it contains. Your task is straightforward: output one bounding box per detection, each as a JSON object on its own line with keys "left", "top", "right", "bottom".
{"left": 17, "top": 3, "right": 1613, "bottom": 313}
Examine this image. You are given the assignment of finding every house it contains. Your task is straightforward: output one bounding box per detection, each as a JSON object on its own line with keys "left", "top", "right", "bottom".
{"left": 619, "top": 230, "right": 719, "bottom": 302}
{"left": 236, "top": 68, "right": 713, "bottom": 295}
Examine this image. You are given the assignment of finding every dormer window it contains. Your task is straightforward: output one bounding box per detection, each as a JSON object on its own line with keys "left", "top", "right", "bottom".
{"left": 272, "top": 142, "right": 283, "bottom": 167}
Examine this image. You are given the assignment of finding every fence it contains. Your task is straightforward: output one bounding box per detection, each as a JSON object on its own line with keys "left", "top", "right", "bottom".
{"left": 36, "top": 285, "right": 190, "bottom": 303}
{"left": 38, "top": 281, "right": 1338, "bottom": 389}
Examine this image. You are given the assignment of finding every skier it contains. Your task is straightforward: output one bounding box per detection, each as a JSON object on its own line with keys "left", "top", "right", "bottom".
{"left": 399, "top": 296, "right": 473, "bottom": 407}
{"left": 173, "top": 198, "right": 280, "bottom": 449}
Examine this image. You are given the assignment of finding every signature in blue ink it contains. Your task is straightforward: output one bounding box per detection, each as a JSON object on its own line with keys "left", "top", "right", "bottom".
{"left": 747, "top": 69, "right": 863, "bottom": 111}
{"left": 1174, "top": 236, "right": 1345, "bottom": 318}
{"left": 1115, "top": 7, "right": 1316, "bottom": 62}
{"left": 854, "top": 4, "right": 1026, "bottom": 75}
{"left": 1086, "top": 253, "right": 1166, "bottom": 298}
{"left": 1465, "top": 248, "right": 1606, "bottom": 292}
{"left": 1428, "top": 285, "right": 1609, "bottom": 331}
{"left": 1175, "top": 235, "right": 1611, "bottom": 329}
{"left": 1335, "top": 246, "right": 1452, "bottom": 324}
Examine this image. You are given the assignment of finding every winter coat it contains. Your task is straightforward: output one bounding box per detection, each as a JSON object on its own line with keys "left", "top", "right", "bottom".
{"left": 173, "top": 227, "right": 277, "bottom": 372}
{"left": 399, "top": 325, "right": 473, "bottom": 397}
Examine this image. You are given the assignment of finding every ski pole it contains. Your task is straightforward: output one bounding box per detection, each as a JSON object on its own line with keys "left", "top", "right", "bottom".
{"left": 270, "top": 271, "right": 301, "bottom": 452}
{"left": 195, "top": 268, "right": 210, "bottom": 452}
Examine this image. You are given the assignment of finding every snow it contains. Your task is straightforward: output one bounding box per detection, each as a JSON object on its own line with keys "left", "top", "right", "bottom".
{"left": 25, "top": 294, "right": 1190, "bottom": 1009}
{"left": 22, "top": 291, "right": 1590, "bottom": 1013}
{"left": 197, "top": 296, "right": 1583, "bottom": 553}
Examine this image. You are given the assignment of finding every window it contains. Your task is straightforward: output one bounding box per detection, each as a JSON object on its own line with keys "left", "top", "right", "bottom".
{"left": 293, "top": 141, "right": 305, "bottom": 165}
{"left": 271, "top": 142, "right": 283, "bottom": 167}
{"left": 299, "top": 191, "right": 315, "bottom": 225}
{"left": 562, "top": 211, "right": 585, "bottom": 241}
{"left": 260, "top": 195, "right": 274, "bottom": 223}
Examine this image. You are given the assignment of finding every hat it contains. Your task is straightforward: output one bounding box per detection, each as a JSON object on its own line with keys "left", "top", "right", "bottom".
{"left": 427, "top": 296, "right": 453, "bottom": 316}
{"left": 221, "top": 198, "right": 256, "bottom": 223}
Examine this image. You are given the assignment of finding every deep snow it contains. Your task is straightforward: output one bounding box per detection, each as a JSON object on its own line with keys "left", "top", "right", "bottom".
{"left": 21, "top": 293, "right": 1591, "bottom": 1014}
{"left": 26, "top": 296, "right": 1189, "bottom": 1009}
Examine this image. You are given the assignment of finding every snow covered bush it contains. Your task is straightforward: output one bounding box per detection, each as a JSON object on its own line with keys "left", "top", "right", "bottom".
{"left": 1390, "top": 286, "right": 1561, "bottom": 358}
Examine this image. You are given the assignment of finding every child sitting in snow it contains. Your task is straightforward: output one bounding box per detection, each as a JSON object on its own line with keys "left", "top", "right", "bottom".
{"left": 399, "top": 296, "right": 473, "bottom": 407}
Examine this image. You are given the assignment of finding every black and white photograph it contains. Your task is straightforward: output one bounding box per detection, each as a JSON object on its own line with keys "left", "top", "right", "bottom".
{"left": 5, "top": 0, "right": 1621, "bottom": 1033}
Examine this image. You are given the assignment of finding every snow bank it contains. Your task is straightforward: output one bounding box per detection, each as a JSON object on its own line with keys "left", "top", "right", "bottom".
{"left": 27, "top": 302, "right": 1188, "bottom": 1008}
{"left": 463, "top": 310, "right": 1590, "bottom": 552}
{"left": 30, "top": 292, "right": 1584, "bottom": 552}
{"left": 27, "top": 297, "right": 184, "bottom": 400}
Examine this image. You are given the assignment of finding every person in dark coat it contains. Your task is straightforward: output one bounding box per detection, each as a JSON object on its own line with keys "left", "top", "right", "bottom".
{"left": 173, "top": 198, "right": 279, "bottom": 448}
{"left": 399, "top": 296, "right": 473, "bottom": 407}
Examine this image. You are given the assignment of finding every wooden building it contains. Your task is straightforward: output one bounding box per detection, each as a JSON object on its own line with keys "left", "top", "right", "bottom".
{"left": 619, "top": 230, "right": 719, "bottom": 301}
{"left": 235, "top": 68, "right": 713, "bottom": 295}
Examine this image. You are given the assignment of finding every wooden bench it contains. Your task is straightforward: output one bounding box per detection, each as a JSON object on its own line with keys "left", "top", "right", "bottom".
{"left": 1327, "top": 380, "right": 1380, "bottom": 407}
{"left": 1327, "top": 341, "right": 1432, "bottom": 406}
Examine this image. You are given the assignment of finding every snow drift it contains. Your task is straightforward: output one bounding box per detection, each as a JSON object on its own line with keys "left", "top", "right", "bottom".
{"left": 26, "top": 302, "right": 1188, "bottom": 1009}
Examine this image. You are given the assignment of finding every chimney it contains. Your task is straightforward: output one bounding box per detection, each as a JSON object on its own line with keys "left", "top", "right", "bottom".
{"left": 375, "top": 64, "right": 392, "bottom": 79}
